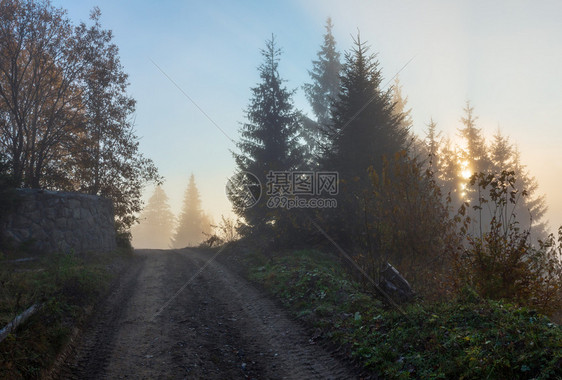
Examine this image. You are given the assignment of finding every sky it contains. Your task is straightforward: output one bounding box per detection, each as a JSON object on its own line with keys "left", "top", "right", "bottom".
{"left": 54, "top": 0, "right": 562, "bottom": 232}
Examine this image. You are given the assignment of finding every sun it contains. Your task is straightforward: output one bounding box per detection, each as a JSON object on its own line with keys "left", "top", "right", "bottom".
{"left": 459, "top": 160, "right": 472, "bottom": 180}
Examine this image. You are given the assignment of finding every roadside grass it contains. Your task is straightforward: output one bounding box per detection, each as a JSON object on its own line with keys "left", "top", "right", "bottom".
{"left": 0, "top": 248, "right": 131, "bottom": 379}
{"left": 249, "top": 249, "right": 562, "bottom": 379}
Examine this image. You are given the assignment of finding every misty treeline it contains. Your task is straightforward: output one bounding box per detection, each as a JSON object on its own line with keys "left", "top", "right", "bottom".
{"left": 230, "top": 18, "right": 562, "bottom": 314}
{"left": 131, "top": 174, "right": 232, "bottom": 249}
{"left": 0, "top": 1, "right": 160, "bottom": 238}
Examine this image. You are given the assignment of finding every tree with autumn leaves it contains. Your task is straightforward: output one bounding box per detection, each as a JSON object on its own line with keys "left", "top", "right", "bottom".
{"left": 0, "top": 1, "right": 160, "bottom": 234}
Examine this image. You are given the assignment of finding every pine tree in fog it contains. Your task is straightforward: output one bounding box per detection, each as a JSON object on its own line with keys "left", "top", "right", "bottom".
{"left": 323, "top": 33, "right": 408, "bottom": 186}
{"left": 423, "top": 119, "right": 463, "bottom": 202}
{"left": 318, "top": 33, "right": 409, "bottom": 249}
{"left": 391, "top": 78, "right": 413, "bottom": 132}
{"left": 302, "top": 17, "right": 341, "bottom": 161}
{"left": 425, "top": 107, "right": 548, "bottom": 241}
{"left": 171, "top": 174, "right": 211, "bottom": 247}
{"left": 424, "top": 118, "right": 441, "bottom": 169}
{"left": 132, "top": 185, "right": 175, "bottom": 249}
{"left": 458, "top": 102, "right": 491, "bottom": 176}
{"left": 489, "top": 130, "right": 547, "bottom": 240}
{"left": 232, "top": 36, "right": 303, "bottom": 229}
{"left": 391, "top": 77, "right": 424, "bottom": 158}
{"left": 457, "top": 103, "right": 495, "bottom": 231}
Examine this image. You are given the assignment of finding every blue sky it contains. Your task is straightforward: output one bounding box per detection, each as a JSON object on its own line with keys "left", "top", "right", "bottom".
{"left": 54, "top": 0, "right": 562, "bottom": 231}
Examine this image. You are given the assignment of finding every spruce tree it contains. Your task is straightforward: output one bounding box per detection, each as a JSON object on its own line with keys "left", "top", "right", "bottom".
{"left": 425, "top": 118, "right": 441, "bottom": 167}
{"left": 171, "top": 174, "right": 210, "bottom": 247}
{"left": 490, "top": 128, "right": 514, "bottom": 172}
{"left": 232, "top": 36, "right": 303, "bottom": 229}
{"left": 391, "top": 77, "right": 413, "bottom": 132}
{"left": 303, "top": 17, "right": 341, "bottom": 161}
{"left": 391, "top": 77, "right": 424, "bottom": 158}
{"left": 320, "top": 34, "right": 409, "bottom": 249}
{"left": 132, "top": 185, "right": 175, "bottom": 249}
{"left": 456, "top": 102, "right": 490, "bottom": 222}
{"left": 324, "top": 33, "right": 408, "bottom": 186}
{"left": 423, "top": 119, "right": 460, "bottom": 196}
{"left": 490, "top": 130, "right": 547, "bottom": 240}
{"left": 438, "top": 137, "right": 463, "bottom": 204}
{"left": 458, "top": 101, "right": 490, "bottom": 175}
{"left": 450, "top": 106, "right": 547, "bottom": 240}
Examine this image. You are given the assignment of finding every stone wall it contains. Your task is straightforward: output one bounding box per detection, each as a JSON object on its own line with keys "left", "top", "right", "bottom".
{"left": 1, "top": 189, "right": 117, "bottom": 253}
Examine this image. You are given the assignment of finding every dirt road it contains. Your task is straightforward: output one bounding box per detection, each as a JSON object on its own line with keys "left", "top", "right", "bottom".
{"left": 55, "top": 248, "right": 357, "bottom": 379}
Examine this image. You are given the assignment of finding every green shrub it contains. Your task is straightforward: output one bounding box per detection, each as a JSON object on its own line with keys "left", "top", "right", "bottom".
{"left": 116, "top": 230, "right": 133, "bottom": 252}
{"left": 454, "top": 171, "right": 562, "bottom": 316}
{"left": 251, "top": 249, "right": 562, "bottom": 379}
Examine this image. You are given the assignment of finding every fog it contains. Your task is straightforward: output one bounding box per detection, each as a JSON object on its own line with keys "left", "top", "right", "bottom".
{"left": 50, "top": 0, "right": 562, "bottom": 239}
{"left": 3, "top": 3, "right": 562, "bottom": 377}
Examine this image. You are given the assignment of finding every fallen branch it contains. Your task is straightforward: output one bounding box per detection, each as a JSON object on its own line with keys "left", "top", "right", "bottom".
{"left": 1, "top": 257, "right": 37, "bottom": 263}
{"left": 0, "top": 303, "right": 41, "bottom": 344}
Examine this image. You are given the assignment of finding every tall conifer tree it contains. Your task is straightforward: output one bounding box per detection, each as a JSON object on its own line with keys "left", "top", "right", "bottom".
{"left": 320, "top": 34, "right": 409, "bottom": 248}
{"left": 232, "top": 36, "right": 303, "bottom": 229}
{"left": 132, "top": 185, "right": 175, "bottom": 249}
{"left": 458, "top": 101, "right": 490, "bottom": 175}
{"left": 324, "top": 33, "right": 408, "bottom": 186}
{"left": 172, "top": 174, "right": 210, "bottom": 247}
{"left": 490, "top": 130, "right": 547, "bottom": 240}
{"left": 303, "top": 17, "right": 341, "bottom": 162}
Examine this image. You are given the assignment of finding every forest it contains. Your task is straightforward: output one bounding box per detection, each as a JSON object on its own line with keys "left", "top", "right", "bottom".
{"left": 225, "top": 19, "right": 562, "bottom": 316}
{"left": 0, "top": 1, "right": 561, "bottom": 378}
{"left": 126, "top": 14, "right": 562, "bottom": 319}
{"left": 1, "top": 0, "right": 559, "bottom": 317}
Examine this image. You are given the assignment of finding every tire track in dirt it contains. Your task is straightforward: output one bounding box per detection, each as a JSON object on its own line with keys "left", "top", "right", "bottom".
{"left": 56, "top": 249, "right": 357, "bottom": 379}
{"left": 183, "top": 249, "right": 356, "bottom": 379}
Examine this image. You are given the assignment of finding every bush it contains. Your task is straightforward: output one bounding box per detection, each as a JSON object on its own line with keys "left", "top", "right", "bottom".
{"left": 356, "top": 152, "right": 461, "bottom": 300}
{"left": 453, "top": 171, "right": 562, "bottom": 316}
{"left": 116, "top": 230, "right": 133, "bottom": 252}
